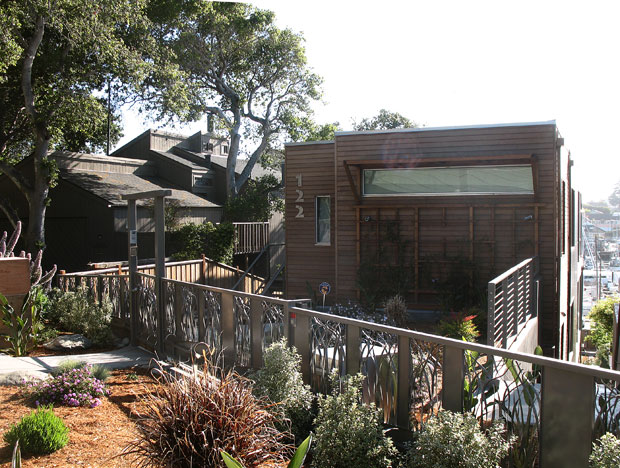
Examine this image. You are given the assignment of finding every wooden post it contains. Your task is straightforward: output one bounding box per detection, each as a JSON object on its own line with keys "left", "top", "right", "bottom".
{"left": 221, "top": 292, "right": 235, "bottom": 367}
{"left": 201, "top": 254, "right": 207, "bottom": 285}
{"left": 250, "top": 296, "right": 263, "bottom": 369}
{"left": 396, "top": 335, "right": 412, "bottom": 429}
{"left": 346, "top": 324, "right": 360, "bottom": 375}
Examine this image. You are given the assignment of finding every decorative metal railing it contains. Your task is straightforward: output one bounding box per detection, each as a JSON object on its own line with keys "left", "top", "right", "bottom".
{"left": 58, "top": 272, "right": 620, "bottom": 467}
{"left": 487, "top": 257, "right": 539, "bottom": 348}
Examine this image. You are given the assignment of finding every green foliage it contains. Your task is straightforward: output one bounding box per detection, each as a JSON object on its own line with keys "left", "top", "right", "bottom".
{"left": 48, "top": 288, "right": 114, "bottom": 346}
{"left": 407, "top": 411, "right": 514, "bottom": 468}
{"left": 251, "top": 340, "right": 315, "bottom": 443}
{"left": 145, "top": 1, "right": 322, "bottom": 198}
{"left": 170, "top": 221, "right": 235, "bottom": 264}
{"left": 3, "top": 406, "right": 69, "bottom": 455}
{"left": 357, "top": 259, "right": 412, "bottom": 313}
{"left": 313, "top": 372, "right": 396, "bottom": 468}
{"left": 126, "top": 360, "right": 291, "bottom": 468}
{"left": 353, "top": 109, "right": 416, "bottom": 131}
{"left": 285, "top": 116, "right": 340, "bottom": 142}
{"left": 591, "top": 433, "right": 620, "bottom": 468}
{"left": 438, "top": 311, "right": 480, "bottom": 342}
{"left": 586, "top": 296, "right": 619, "bottom": 367}
{"left": 0, "top": 292, "right": 31, "bottom": 356}
{"left": 0, "top": 0, "right": 162, "bottom": 250}
{"left": 223, "top": 174, "right": 284, "bottom": 222}
{"left": 222, "top": 435, "right": 312, "bottom": 468}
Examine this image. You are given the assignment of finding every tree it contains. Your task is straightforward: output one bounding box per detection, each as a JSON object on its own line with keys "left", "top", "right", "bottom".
{"left": 352, "top": 109, "right": 416, "bottom": 131}
{"left": 222, "top": 174, "right": 284, "bottom": 222}
{"left": 0, "top": 0, "right": 154, "bottom": 250}
{"left": 609, "top": 182, "right": 620, "bottom": 209}
{"left": 146, "top": 2, "right": 322, "bottom": 199}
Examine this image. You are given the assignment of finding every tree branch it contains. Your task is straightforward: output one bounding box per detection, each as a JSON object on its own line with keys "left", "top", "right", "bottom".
{"left": 0, "top": 199, "right": 20, "bottom": 229}
{"left": 0, "top": 159, "right": 33, "bottom": 198}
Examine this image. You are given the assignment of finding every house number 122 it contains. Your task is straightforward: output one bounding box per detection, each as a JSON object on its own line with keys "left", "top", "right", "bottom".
{"left": 295, "top": 174, "right": 304, "bottom": 218}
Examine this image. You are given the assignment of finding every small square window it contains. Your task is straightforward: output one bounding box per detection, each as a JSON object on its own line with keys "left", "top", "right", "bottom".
{"left": 222, "top": 145, "right": 229, "bottom": 154}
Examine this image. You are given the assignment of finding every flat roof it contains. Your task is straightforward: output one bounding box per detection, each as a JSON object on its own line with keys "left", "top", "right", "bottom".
{"left": 335, "top": 120, "right": 556, "bottom": 137}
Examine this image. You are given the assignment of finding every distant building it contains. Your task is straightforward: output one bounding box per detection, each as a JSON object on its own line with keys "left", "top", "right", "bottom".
{"left": 0, "top": 129, "right": 277, "bottom": 272}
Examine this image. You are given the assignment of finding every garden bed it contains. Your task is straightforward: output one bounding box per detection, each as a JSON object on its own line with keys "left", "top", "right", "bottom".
{"left": 0, "top": 368, "right": 155, "bottom": 467}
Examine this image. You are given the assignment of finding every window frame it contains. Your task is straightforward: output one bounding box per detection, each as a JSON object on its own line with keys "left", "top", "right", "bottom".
{"left": 315, "top": 195, "right": 331, "bottom": 246}
{"left": 361, "top": 164, "right": 535, "bottom": 197}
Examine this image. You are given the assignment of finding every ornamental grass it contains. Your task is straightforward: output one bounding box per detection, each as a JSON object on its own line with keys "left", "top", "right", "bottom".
{"left": 126, "top": 359, "right": 292, "bottom": 468}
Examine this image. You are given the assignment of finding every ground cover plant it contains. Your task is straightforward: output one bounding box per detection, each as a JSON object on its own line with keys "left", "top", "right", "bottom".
{"left": 3, "top": 406, "right": 68, "bottom": 456}
{"left": 251, "top": 340, "right": 315, "bottom": 444}
{"left": 407, "top": 410, "right": 514, "bottom": 468}
{"left": 24, "top": 364, "right": 109, "bottom": 408}
{"left": 126, "top": 359, "right": 292, "bottom": 468}
{"left": 312, "top": 372, "right": 396, "bottom": 468}
{"left": 590, "top": 433, "right": 620, "bottom": 468}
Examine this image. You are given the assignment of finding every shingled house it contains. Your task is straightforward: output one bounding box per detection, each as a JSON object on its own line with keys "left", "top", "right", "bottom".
{"left": 0, "top": 129, "right": 276, "bottom": 272}
{"left": 284, "top": 121, "right": 583, "bottom": 359}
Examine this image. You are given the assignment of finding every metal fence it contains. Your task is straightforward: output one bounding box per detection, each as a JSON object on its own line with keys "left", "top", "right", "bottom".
{"left": 58, "top": 272, "right": 620, "bottom": 467}
{"left": 488, "top": 257, "right": 540, "bottom": 348}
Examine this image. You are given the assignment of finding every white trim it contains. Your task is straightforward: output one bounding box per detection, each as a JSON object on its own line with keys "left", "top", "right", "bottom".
{"left": 335, "top": 120, "right": 556, "bottom": 137}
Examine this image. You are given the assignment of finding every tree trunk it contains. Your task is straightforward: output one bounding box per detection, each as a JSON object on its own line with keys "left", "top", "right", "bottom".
{"left": 25, "top": 135, "right": 50, "bottom": 252}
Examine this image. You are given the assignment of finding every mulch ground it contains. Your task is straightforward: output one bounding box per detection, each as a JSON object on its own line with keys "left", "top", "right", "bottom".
{"left": 0, "top": 368, "right": 155, "bottom": 468}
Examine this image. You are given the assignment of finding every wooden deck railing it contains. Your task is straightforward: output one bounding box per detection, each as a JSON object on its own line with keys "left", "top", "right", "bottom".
{"left": 487, "top": 257, "right": 540, "bottom": 348}
{"left": 58, "top": 256, "right": 265, "bottom": 293}
{"left": 233, "top": 222, "right": 269, "bottom": 254}
{"left": 58, "top": 270, "right": 620, "bottom": 467}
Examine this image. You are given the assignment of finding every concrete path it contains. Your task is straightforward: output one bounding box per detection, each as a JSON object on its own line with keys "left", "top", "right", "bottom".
{"left": 0, "top": 346, "right": 156, "bottom": 384}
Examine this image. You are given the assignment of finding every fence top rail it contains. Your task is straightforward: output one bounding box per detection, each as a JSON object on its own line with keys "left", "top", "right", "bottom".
{"left": 161, "top": 277, "right": 303, "bottom": 306}
{"left": 233, "top": 222, "right": 269, "bottom": 227}
{"left": 488, "top": 257, "right": 536, "bottom": 286}
{"left": 289, "top": 305, "right": 620, "bottom": 382}
{"left": 137, "top": 272, "right": 156, "bottom": 279}
{"left": 58, "top": 273, "right": 127, "bottom": 279}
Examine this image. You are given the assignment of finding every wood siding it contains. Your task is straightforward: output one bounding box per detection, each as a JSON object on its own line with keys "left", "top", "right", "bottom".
{"left": 285, "top": 143, "right": 336, "bottom": 302}
{"left": 285, "top": 123, "right": 583, "bottom": 354}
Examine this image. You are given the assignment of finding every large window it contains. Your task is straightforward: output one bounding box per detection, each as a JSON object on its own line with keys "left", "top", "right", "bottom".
{"left": 363, "top": 165, "right": 534, "bottom": 196}
{"left": 316, "top": 196, "right": 330, "bottom": 244}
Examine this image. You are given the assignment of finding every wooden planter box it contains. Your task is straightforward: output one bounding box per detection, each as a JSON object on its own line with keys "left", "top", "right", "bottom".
{"left": 0, "top": 257, "right": 31, "bottom": 347}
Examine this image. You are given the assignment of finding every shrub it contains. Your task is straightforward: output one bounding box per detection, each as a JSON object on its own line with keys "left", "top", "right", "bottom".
{"left": 170, "top": 221, "right": 235, "bottom": 264}
{"left": 586, "top": 297, "right": 619, "bottom": 367}
{"left": 251, "top": 340, "right": 315, "bottom": 443}
{"left": 26, "top": 364, "right": 109, "bottom": 407}
{"left": 591, "top": 433, "right": 620, "bottom": 468}
{"left": 3, "top": 406, "right": 69, "bottom": 455}
{"left": 49, "top": 287, "right": 114, "bottom": 346}
{"left": 438, "top": 311, "right": 480, "bottom": 342}
{"left": 384, "top": 294, "right": 408, "bottom": 328}
{"left": 222, "top": 174, "right": 284, "bottom": 222}
{"left": 312, "top": 372, "right": 396, "bottom": 468}
{"left": 126, "top": 360, "right": 291, "bottom": 468}
{"left": 407, "top": 410, "right": 514, "bottom": 468}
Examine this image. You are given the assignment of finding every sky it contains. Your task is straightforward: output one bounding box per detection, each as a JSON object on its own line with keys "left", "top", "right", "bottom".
{"left": 115, "top": 0, "right": 620, "bottom": 203}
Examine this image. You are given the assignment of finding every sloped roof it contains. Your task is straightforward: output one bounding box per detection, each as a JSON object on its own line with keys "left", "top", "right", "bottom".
{"left": 60, "top": 170, "right": 220, "bottom": 208}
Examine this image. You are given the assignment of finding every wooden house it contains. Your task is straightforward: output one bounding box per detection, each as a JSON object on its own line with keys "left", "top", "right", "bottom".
{"left": 284, "top": 121, "right": 583, "bottom": 359}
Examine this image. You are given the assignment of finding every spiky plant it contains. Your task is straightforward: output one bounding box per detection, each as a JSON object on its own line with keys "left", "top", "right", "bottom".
{"left": 126, "top": 360, "right": 292, "bottom": 468}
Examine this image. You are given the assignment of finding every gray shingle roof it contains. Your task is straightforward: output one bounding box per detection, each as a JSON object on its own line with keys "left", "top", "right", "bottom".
{"left": 60, "top": 170, "right": 220, "bottom": 208}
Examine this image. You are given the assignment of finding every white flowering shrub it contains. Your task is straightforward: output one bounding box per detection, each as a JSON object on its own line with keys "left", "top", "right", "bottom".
{"left": 407, "top": 411, "right": 514, "bottom": 468}
{"left": 590, "top": 433, "right": 620, "bottom": 468}
{"left": 251, "top": 340, "right": 315, "bottom": 443}
{"left": 312, "top": 372, "right": 396, "bottom": 468}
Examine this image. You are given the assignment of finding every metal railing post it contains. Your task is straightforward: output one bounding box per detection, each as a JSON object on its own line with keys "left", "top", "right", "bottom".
{"left": 442, "top": 345, "right": 464, "bottom": 413}
{"left": 540, "top": 366, "right": 594, "bottom": 467}
{"left": 250, "top": 296, "right": 263, "bottom": 369}
{"left": 293, "top": 310, "right": 311, "bottom": 385}
{"left": 346, "top": 324, "right": 360, "bottom": 375}
{"left": 221, "top": 292, "right": 235, "bottom": 367}
{"left": 397, "top": 335, "right": 412, "bottom": 429}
